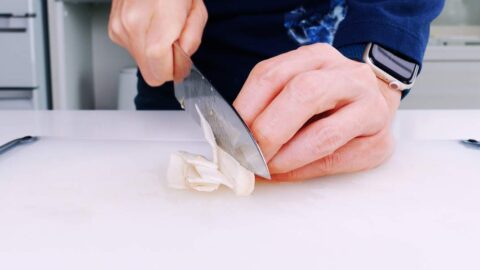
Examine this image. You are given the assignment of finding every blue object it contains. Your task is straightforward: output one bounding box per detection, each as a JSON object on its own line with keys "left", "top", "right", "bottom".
{"left": 136, "top": 0, "right": 444, "bottom": 110}
{"left": 284, "top": 0, "right": 347, "bottom": 45}
{"left": 461, "top": 139, "right": 480, "bottom": 150}
{"left": 0, "top": 136, "right": 38, "bottom": 155}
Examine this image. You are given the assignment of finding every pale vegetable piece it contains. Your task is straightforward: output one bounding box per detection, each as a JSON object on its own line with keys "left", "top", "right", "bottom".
{"left": 192, "top": 165, "right": 233, "bottom": 188}
{"left": 217, "top": 148, "right": 255, "bottom": 196}
{"left": 176, "top": 151, "right": 217, "bottom": 169}
{"left": 166, "top": 152, "right": 189, "bottom": 189}
{"left": 166, "top": 105, "right": 255, "bottom": 195}
{"left": 197, "top": 107, "right": 218, "bottom": 164}
{"left": 167, "top": 151, "right": 222, "bottom": 192}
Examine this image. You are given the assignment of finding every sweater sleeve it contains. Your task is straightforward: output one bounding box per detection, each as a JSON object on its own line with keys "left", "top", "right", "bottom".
{"left": 333, "top": 0, "right": 445, "bottom": 65}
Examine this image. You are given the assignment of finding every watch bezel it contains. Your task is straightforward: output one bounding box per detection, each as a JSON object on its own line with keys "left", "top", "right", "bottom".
{"left": 363, "top": 43, "right": 419, "bottom": 91}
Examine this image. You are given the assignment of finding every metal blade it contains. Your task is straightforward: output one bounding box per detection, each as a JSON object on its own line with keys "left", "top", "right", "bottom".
{"left": 173, "top": 43, "right": 271, "bottom": 179}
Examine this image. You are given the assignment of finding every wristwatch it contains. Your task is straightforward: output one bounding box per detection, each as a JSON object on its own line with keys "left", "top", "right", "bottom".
{"left": 363, "top": 43, "right": 420, "bottom": 91}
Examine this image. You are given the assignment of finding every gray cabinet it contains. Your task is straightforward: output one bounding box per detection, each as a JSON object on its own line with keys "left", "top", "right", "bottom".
{"left": 0, "top": 0, "right": 32, "bottom": 14}
{"left": 0, "top": 0, "right": 49, "bottom": 110}
{"left": 0, "top": 1, "right": 37, "bottom": 88}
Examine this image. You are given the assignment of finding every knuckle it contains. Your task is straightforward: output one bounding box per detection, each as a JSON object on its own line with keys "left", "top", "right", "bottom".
{"left": 122, "top": 11, "right": 142, "bottom": 33}
{"left": 253, "top": 127, "right": 272, "bottom": 145}
{"left": 108, "top": 29, "right": 118, "bottom": 44}
{"left": 319, "top": 152, "right": 342, "bottom": 172}
{"left": 142, "top": 74, "right": 163, "bottom": 87}
{"left": 252, "top": 122, "right": 278, "bottom": 147}
{"left": 249, "top": 60, "right": 284, "bottom": 87}
{"left": 251, "top": 60, "right": 273, "bottom": 77}
{"left": 257, "top": 65, "right": 287, "bottom": 88}
{"left": 287, "top": 73, "right": 319, "bottom": 104}
{"left": 180, "top": 34, "right": 201, "bottom": 55}
{"left": 284, "top": 170, "right": 302, "bottom": 181}
{"left": 108, "top": 19, "right": 123, "bottom": 37}
{"left": 204, "top": 10, "right": 209, "bottom": 22}
{"left": 200, "top": 3, "right": 209, "bottom": 22}
{"left": 313, "top": 42, "right": 333, "bottom": 52}
{"left": 302, "top": 43, "right": 336, "bottom": 57}
{"left": 108, "top": 28, "right": 125, "bottom": 47}
{"left": 311, "top": 125, "right": 342, "bottom": 156}
{"left": 145, "top": 43, "right": 168, "bottom": 60}
{"left": 190, "top": 38, "right": 202, "bottom": 52}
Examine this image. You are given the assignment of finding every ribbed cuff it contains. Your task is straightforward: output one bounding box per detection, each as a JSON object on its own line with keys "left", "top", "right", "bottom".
{"left": 333, "top": 20, "right": 425, "bottom": 65}
{"left": 337, "top": 43, "right": 368, "bottom": 62}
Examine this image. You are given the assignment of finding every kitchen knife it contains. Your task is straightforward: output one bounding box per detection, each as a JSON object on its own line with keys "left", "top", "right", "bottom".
{"left": 172, "top": 43, "right": 271, "bottom": 179}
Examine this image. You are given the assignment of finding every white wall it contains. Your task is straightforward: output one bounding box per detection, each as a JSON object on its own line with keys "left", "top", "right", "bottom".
{"left": 91, "top": 4, "right": 135, "bottom": 110}
{"left": 48, "top": 1, "right": 94, "bottom": 109}
{"left": 48, "top": 1, "right": 135, "bottom": 110}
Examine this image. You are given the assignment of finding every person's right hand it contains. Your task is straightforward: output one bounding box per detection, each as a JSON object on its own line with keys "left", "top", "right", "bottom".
{"left": 108, "top": 0, "right": 208, "bottom": 86}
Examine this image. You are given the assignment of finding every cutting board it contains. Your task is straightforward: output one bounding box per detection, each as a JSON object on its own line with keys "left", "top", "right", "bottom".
{"left": 0, "top": 138, "right": 479, "bottom": 270}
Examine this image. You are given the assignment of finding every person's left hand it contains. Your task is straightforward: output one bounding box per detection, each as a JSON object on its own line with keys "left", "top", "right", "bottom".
{"left": 233, "top": 43, "right": 401, "bottom": 181}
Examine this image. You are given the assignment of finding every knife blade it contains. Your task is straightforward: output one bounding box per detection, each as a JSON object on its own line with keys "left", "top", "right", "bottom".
{"left": 172, "top": 43, "right": 271, "bottom": 179}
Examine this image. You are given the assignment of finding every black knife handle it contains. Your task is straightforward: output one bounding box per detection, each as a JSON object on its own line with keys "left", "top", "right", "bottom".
{"left": 0, "top": 136, "right": 37, "bottom": 155}
{"left": 461, "top": 139, "right": 480, "bottom": 150}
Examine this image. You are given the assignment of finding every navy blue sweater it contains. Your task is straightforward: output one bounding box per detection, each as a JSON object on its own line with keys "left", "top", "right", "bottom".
{"left": 136, "top": 0, "right": 444, "bottom": 110}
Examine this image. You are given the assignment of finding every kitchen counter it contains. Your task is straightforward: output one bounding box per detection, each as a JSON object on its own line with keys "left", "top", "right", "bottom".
{"left": 0, "top": 110, "right": 479, "bottom": 270}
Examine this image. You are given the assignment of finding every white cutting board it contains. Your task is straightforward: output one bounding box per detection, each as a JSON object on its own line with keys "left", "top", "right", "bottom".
{"left": 0, "top": 138, "right": 479, "bottom": 270}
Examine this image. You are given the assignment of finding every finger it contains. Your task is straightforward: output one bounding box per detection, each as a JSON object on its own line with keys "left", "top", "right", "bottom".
{"left": 251, "top": 69, "right": 360, "bottom": 161}
{"left": 118, "top": 1, "right": 159, "bottom": 87}
{"left": 268, "top": 101, "right": 388, "bottom": 173}
{"left": 271, "top": 128, "right": 395, "bottom": 181}
{"left": 178, "top": 0, "right": 208, "bottom": 55}
{"left": 144, "top": 2, "right": 190, "bottom": 85}
{"left": 108, "top": 0, "right": 129, "bottom": 47}
{"left": 173, "top": 43, "right": 194, "bottom": 83}
{"left": 233, "top": 43, "right": 344, "bottom": 126}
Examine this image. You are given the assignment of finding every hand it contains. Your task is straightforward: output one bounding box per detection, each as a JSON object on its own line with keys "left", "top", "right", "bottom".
{"left": 108, "top": 0, "right": 208, "bottom": 86}
{"left": 233, "top": 43, "right": 401, "bottom": 181}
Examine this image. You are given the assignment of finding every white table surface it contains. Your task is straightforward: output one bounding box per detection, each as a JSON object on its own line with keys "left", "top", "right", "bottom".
{"left": 0, "top": 110, "right": 479, "bottom": 270}
{"left": 1, "top": 110, "right": 480, "bottom": 142}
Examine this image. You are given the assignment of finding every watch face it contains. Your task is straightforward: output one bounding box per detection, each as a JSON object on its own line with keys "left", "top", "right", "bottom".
{"left": 369, "top": 44, "right": 419, "bottom": 85}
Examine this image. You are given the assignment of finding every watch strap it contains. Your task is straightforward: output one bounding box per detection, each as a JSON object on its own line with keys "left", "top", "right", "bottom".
{"left": 338, "top": 43, "right": 411, "bottom": 100}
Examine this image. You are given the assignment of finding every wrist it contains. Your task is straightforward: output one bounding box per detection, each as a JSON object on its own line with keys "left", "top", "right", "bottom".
{"left": 377, "top": 78, "right": 401, "bottom": 116}
{"left": 338, "top": 43, "right": 415, "bottom": 101}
